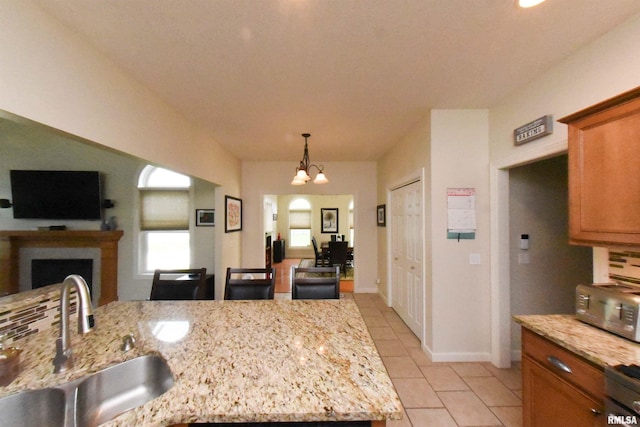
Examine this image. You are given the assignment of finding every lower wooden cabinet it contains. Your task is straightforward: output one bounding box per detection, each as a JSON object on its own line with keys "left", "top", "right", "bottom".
{"left": 522, "top": 328, "right": 605, "bottom": 427}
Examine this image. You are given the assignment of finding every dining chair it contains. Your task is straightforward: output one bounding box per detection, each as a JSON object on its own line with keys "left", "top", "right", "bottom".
{"left": 224, "top": 267, "right": 276, "bottom": 300}
{"left": 328, "top": 241, "right": 349, "bottom": 277}
{"left": 149, "top": 268, "right": 207, "bottom": 300}
{"left": 311, "top": 236, "right": 328, "bottom": 267}
{"left": 347, "top": 248, "right": 354, "bottom": 268}
{"left": 291, "top": 265, "right": 340, "bottom": 299}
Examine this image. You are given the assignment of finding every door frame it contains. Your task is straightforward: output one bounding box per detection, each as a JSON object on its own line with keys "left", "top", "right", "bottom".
{"left": 386, "top": 168, "right": 426, "bottom": 344}
{"left": 490, "top": 140, "right": 567, "bottom": 367}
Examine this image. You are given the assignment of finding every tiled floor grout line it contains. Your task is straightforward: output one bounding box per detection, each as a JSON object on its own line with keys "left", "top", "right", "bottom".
{"left": 351, "top": 293, "right": 523, "bottom": 427}
{"left": 274, "top": 264, "right": 522, "bottom": 425}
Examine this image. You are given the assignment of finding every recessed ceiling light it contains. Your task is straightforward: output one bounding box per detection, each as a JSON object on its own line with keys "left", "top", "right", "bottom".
{"left": 518, "top": 0, "right": 546, "bottom": 8}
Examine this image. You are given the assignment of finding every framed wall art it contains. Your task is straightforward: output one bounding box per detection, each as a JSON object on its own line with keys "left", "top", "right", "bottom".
{"left": 225, "top": 195, "right": 242, "bottom": 232}
{"left": 321, "top": 208, "right": 339, "bottom": 233}
{"left": 377, "top": 204, "right": 386, "bottom": 227}
{"left": 196, "top": 209, "right": 215, "bottom": 226}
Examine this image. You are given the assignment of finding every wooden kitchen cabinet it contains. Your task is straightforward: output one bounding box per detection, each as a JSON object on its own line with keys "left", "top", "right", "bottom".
{"left": 559, "top": 86, "right": 640, "bottom": 246}
{"left": 522, "top": 328, "right": 604, "bottom": 427}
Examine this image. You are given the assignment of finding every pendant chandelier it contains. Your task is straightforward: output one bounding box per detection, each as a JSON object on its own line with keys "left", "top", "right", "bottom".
{"left": 291, "top": 133, "right": 328, "bottom": 185}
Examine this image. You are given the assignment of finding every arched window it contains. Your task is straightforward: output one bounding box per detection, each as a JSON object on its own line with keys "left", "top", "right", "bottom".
{"left": 138, "top": 165, "right": 191, "bottom": 273}
{"left": 289, "top": 198, "right": 311, "bottom": 247}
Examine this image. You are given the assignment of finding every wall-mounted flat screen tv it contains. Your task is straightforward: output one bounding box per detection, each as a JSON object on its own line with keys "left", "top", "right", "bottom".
{"left": 10, "top": 170, "right": 103, "bottom": 220}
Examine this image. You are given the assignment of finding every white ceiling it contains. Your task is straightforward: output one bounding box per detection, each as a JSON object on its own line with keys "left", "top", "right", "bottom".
{"left": 32, "top": 0, "right": 640, "bottom": 162}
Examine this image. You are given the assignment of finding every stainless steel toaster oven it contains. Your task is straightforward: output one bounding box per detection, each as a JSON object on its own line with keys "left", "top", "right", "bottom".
{"left": 576, "top": 283, "right": 640, "bottom": 342}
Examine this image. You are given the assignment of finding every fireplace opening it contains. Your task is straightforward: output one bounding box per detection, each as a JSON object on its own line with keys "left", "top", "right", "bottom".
{"left": 31, "top": 259, "right": 93, "bottom": 296}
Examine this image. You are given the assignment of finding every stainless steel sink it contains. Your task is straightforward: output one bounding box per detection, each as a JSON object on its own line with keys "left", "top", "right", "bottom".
{"left": 75, "top": 354, "right": 174, "bottom": 427}
{"left": 0, "top": 387, "right": 66, "bottom": 427}
{"left": 0, "top": 354, "right": 174, "bottom": 427}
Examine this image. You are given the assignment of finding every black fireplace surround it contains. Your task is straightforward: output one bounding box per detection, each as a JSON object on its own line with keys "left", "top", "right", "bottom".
{"left": 31, "top": 259, "right": 93, "bottom": 296}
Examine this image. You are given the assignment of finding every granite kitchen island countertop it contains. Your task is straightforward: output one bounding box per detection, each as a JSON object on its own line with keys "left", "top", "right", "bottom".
{"left": 514, "top": 314, "right": 640, "bottom": 368}
{"left": 0, "top": 298, "right": 403, "bottom": 426}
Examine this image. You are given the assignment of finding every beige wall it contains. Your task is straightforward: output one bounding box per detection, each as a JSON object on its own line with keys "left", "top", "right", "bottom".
{"left": 377, "top": 119, "right": 431, "bottom": 339}
{"left": 490, "top": 12, "right": 640, "bottom": 169}
{"left": 489, "top": 11, "right": 640, "bottom": 365}
{"left": 377, "top": 110, "right": 492, "bottom": 361}
{"left": 242, "top": 161, "right": 378, "bottom": 293}
{"left": 430, "top": 110, "right": 491, "bottom": 360}
{"left": 274, "top": 194, "right": 354, "bottom": 260}
{"left": 0, "top": 0, "right": 242, "bottom": 296}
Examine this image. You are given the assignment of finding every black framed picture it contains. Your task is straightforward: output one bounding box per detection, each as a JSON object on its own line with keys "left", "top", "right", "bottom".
{"left": 225, "top": 195, "right": 242, "bottom": 232}
{"left": 196, "top": 209, "right": 215, "bottom": 226}
{"left": 377, "top": 204, "right": 386, "bottom": 227}
{"left": 321, "top": 208, "right": 339, "bottom": 233}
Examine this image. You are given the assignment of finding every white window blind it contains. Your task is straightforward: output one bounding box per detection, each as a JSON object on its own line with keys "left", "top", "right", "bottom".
{"left": 140, "top": 189, "right": 189, "bottom": 230}
{"left": 289, "top": 210, "right": 311, "bottom": 229}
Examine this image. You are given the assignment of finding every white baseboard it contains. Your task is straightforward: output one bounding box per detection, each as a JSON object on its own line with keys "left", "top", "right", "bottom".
{"left": 422, "top": 343, "right": 492, "bottom": 362}
{"left": 355, "top": 286, "right": 378, "bottom": 293}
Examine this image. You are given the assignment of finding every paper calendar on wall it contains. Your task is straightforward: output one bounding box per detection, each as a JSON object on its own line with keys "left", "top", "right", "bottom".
{"left": 447, "top": 188, "right": 476, "bottom": 240}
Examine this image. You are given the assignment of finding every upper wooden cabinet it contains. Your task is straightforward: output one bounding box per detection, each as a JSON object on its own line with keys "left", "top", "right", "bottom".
{"left": 559, "top": 87, "right": 640, "bottom": 247}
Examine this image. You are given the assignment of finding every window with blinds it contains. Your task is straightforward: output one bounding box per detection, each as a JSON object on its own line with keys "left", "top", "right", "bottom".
{"left": 289, "top": 210, "right": 311, "bottom": 229}
{"left": 139, "top": 190, "right": 189, "bottom": 230}
{"left": 289, "top": 198, "right": 311, "bottom": 247}
{"left": 138, "top": 166, "right": 191, "bottom": 272}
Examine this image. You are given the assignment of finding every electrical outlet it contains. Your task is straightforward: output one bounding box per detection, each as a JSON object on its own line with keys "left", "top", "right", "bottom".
{"left": 518, "top": 253, "right": 530, "bottom": 264}
{"left": 469, "top": 253, "right": 481, "bottom": 265}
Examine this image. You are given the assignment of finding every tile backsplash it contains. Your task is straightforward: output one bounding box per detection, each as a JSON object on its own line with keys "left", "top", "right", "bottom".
{"left": 0, "top": 284, "right": 76, "bottom": 345}
{"left": 609, "top": 250, "right": 640, "bottom": 286}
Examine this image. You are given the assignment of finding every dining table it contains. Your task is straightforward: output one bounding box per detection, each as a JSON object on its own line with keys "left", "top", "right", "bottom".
{"left": 320, "top": 241, "right": 354, "bottom": 260}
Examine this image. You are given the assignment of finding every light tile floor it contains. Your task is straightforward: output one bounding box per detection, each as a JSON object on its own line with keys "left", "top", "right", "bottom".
{"left": 350, "top": 293, "right": 523, "bottom": 427}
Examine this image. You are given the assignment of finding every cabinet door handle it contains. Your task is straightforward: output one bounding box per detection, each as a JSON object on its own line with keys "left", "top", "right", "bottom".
{"left": 590, "top": 408, "right": 601, "bottom": 416}
{"left": 547, "top": 355, "right": 572, "bottom": 374}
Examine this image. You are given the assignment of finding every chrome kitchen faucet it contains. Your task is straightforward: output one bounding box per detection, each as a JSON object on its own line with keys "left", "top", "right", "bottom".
{"left": 53, "top": 275, "right": 95, "bottom": 373}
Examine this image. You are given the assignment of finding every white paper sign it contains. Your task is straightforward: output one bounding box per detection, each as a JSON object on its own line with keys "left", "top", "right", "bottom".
{"left": 447, "top": 188, "right": 476, "bottom": 232}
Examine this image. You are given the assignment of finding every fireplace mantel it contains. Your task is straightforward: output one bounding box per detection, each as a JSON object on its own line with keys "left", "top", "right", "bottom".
{"left": 0, "top": 230, "right": 124, "bottom": 305}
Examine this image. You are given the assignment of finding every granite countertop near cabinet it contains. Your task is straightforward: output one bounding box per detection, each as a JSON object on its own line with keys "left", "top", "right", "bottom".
{"left": 0, "top": 299, "right": 403, "bottom": 426}
{"left": 515, "top": 314, "right": 640, "bottom": 368}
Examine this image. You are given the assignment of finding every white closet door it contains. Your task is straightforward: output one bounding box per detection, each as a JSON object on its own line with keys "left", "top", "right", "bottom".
{"left": 391, "top": 180, "right": 423, "bottom": 338}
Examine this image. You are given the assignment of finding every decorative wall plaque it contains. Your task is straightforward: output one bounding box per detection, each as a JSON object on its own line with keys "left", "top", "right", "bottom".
{"left": 514, "top": 115, "right": 553, "bottom": 145}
